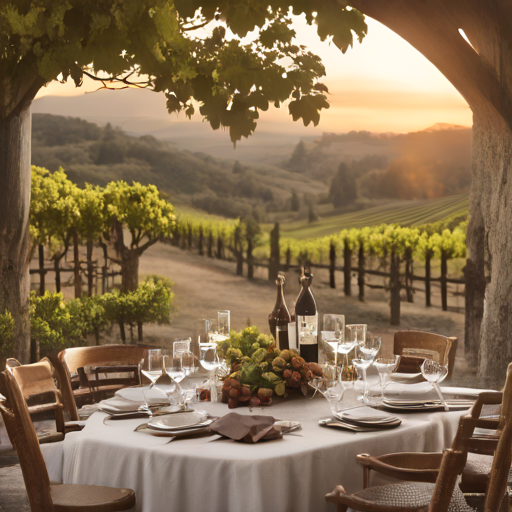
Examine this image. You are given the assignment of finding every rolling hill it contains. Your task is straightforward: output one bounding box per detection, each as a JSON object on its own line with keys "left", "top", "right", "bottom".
{"left": 280, "top": 194, "right": 469, "bottom": 239}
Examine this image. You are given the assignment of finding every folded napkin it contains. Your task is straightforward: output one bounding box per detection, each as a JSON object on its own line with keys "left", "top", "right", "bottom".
{"left": 115, "top": 386, "right": 170, "bottom": 404}
{"left": 209, "top": 413, "right": 282, "bottom": 443}
{"left": 99, "top": 396, "right": 167, "bottom": 414}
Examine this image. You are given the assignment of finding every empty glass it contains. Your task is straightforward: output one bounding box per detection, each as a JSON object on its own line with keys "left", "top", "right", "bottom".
{"left": 139, "top": 349, "right": 164, "bottom": 413}
{"left": 321, "top": 314, "right": 345, "bottom": 366}
{"left": 217, "top": 310, "right": 230, "bottom": 338}
{"left": 345, "top": 324, "right": 367, "bottom": 348}
{"left": 421, "top": 359, "right": 449, "bottom": 410}
{"left": 374, "top": 355, "right": 400, "bottom": 399}
{"left": 199, "top": 342, "right": 222, "bottom": 403}
{"left": 164, "top": 353, "right": 186, "bottom": 383}
{"left": 309, "top": 365, "right": 345, "bottom": 416}
{"left": 352, "top": 336, "right": 381, "bottom": 400}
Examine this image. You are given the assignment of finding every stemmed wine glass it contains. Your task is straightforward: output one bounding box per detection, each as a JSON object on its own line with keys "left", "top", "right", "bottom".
{"left": 374, "top": 355, "right": 401, "bottom": 400}
{"left": 199, "top": 342, "right": 222, "bottom": 403}
{"left": 421, "top": 358, "right": 449, "bottom": 410}
{"left": 139, "top": 349, "right": 164, "bottom": 414}
{"left": 352, "top": 334, "right": 381, "bottom": 401}
{"left": 321, "top": 314, "right": 346, "bottom": 367}
{"left": 309, "top": 365, "right": 345, "bottom": 416}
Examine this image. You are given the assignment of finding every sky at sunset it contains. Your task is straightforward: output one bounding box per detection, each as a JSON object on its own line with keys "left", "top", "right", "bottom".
{"left": 35, "top": 17, "right": 472, "bottom": 135}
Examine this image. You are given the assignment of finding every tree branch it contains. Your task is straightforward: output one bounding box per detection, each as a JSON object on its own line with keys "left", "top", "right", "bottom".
{"left": 82, "top": 70, "right": 153, "bottom": 93}
{"left": 136, "top": 237, "right": 158, "bottom": 255}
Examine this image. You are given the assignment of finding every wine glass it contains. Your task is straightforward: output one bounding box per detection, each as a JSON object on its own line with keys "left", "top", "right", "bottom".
{"left": 374, "top": 355, "right": 400, "bottom": 399}
{"left": 321, "top": 314, "right": 345, "bottom": 366}
{"left": 309, "top": 365, "right": 345, "bottom": 416}
{"left": 217, "top": 310, "right": 230, "bottom": 340}
{"left": 164, "top": 353, "right": 186, "bottom": 383}
{"left": 421, "top": 359, "right": 449, "bottom": 410}
{"left": 345, "top": 324, "right": 367, "bottom": 348}
{"left": 199, "top": 342, "right": 222, "bottom": 403}
{"left": 352, "top": 335, "right": 381, "bottom": 400}
{"left": 181, "top": 350, "right": 197, "bottom": 376}
{"left": 139, "top": 349, "right": 164, "bottom": 413}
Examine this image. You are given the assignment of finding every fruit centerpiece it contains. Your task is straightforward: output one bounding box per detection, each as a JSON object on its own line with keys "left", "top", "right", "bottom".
{"left": 217, "top": 326, "right": 323, "bottom": 408}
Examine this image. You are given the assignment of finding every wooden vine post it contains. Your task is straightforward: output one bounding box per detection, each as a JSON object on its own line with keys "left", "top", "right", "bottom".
{"left": 357, "top": 242, "right": 365, "bottom": 302}
{"left": 86, "top": 239, "right": 94, "bottom": 297}
{"left": 343, "top": 238, "right": 352, "bottom": 296}
{"left": 187, "top": 224, "right": 193, "bottom": 250}
{"left": 425, "top": 250, "right": 432, "bottom": 307}
{"left": 198, "top": 227, "right": 204, "bottom": 256}
{"left": 233, "top": 224, "right": 244, "bottom": 276}
{"left": 285, "top": 247, "right": 291, "bottom": 270}
{"left": 268, "top": 222, "right": 280, "bottom": 281}
{"left": 404, "top": 247, "right": 414, "bottom": 303}
{"left": 329, "top": 240, "right": 336, "bottom": 289}
{"left": 73, "top": 232, "right": 81, "bottom": 298}
{"left": 389, "top": 248, "right": 401, "bottom": 325}
{"left": 441, "top": 249, "right": 448, "bottom": 311}
{"left": 207, "top": 231, "right": 214, "bottom": 258}
{"left": 216, "top": 234, "right": 223, "bottom": 259}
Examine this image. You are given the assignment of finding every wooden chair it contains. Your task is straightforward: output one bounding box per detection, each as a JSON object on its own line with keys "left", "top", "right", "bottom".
{"left": 51, "top": 345, "right": 149, "bottom": 421}
{"left": 393, "top": 331, "right": 457, "bottom": 377}
{"left": 0, "top": 369, "right": 136, "bottom": 512}
{"left": 356, "top": 391, "right": 503, "bottom": 493}
{"left": 326, "top": 416, "right": 510, "bottom": 511}
{"left": 8, "top": 358, "right": 68, "bottom": 444}
{"left": 326, "top": 363, "right": 512, "bottom": 512}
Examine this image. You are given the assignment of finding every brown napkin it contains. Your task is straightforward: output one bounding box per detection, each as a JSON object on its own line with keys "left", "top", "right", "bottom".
{"left": 209, "top": 413, "right": 283, "bottom": 443}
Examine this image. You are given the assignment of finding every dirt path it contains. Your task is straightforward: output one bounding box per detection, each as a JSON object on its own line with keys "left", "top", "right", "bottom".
{"left": 138, "top": 243, "right": 467, "bottom": 378}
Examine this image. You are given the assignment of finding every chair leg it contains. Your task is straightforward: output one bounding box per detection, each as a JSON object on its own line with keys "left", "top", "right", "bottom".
{"left": 336, "top": 505, "right": 349, "bottom": 512}
{"left": 363, "top": 467, "right": 370, "bottom": 489}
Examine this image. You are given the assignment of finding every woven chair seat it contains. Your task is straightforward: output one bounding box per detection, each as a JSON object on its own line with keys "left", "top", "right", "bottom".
{"left": 347, "top": 482, "right": 475, "bottom": 512}
{"left": 51, "top": 483, "right": 135, "bottom": 512}
{"left": 460, "top": 452, "right": 494, "bottom": 493}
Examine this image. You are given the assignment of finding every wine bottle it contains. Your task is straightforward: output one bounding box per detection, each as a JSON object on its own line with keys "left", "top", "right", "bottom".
{"left": 295, "top": 270, "right": 318, "bottom": 363}
{"left": 269, "top": 272, "right": 291, "bottom": 350}
{"left": 290, "top": 267, "right": 305, "bottom": 323}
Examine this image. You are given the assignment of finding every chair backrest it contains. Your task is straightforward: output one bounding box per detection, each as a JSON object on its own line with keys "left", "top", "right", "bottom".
{"left": 9, "top": 358, "right": 65, "bottom": 439}
{"left": 0, "top": 370, "right": 54, "bottom": 511}
{"left": 54, "top": 345, "right": 149, "bottom": 420}
{"left": 394, "top": 331, "right": 456, "bottom": 376}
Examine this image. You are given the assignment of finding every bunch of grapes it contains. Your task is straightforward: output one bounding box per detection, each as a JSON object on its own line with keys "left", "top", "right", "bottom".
{"left": 281, "top": 355, "right": 322, "bottom": 395}
{"left": 221, "top": 378, "right": 252, "bottom": 408}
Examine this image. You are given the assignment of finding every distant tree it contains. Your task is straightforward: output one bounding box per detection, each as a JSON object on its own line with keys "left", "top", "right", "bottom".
{"left": 329, "top": 162, "right": 357, "bottom": 208}
{"left": 232, "top": 161, "right": 244, "bottom": 174}
{"left": 286, "top": 140, "right": 309, "bottom": 173}
{"left": 308, "top": 205, "right": 319, "bottom": 223}
{"left": 103, "top": 182, "right": 175, "bottom": 293}
{"left": 290, "top": 190, "right": 301, "bottom": 212}
{"left": 94, "top": 124, "right": 126, "bottom": 165}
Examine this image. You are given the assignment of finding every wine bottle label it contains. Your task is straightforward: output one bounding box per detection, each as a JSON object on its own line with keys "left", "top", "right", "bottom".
{"left": 288, "top": 322, "right": 297, "bottom": 350}
{"left": 297, "top": 314, "right": 318, "bottom": 345}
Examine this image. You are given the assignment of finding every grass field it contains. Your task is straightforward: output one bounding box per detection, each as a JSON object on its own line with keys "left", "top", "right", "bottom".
{"left": 280, "top": 194, "right": 469, "bottom": 239}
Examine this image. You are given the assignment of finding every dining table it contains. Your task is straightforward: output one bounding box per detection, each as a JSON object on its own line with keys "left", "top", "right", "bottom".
{"left": 40, "top": 382, "right": 485, "bottom": 512}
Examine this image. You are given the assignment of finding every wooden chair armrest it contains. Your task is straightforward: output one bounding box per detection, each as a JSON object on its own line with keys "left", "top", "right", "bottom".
{"left": 326, "top": 485, "right": 429, "bottom": 512}
{"left": 470, "top": 392, "right": 502, "bottom": 418}
{"left": 356, "top": 453, "right": 443, "bottom": 483}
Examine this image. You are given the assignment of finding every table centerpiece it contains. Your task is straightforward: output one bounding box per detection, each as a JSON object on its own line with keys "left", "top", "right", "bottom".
{"left": 217, "top": 326, "right": 323, "bottom": 408}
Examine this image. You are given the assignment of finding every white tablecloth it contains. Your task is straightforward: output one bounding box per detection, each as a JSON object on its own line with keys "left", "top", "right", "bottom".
{"left": 46, "top": 392, "right": 474, "bottom": 512}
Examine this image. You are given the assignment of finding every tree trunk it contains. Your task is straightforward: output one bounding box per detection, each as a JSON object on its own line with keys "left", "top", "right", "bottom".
{"left": 285, "top": 247, "right": 291, "bottom": 270}
{"left": 73, "top": 232, "right": 81, "bottom": 298}
{"left": 207, "top": 232, "right": 214, "bottom": 258}
{"left": 329, "top": 241, "right": 336, "bottom": 289}
{"left": 216, "top": 236, "right": 223, "bottom": 259}
{"left": 120, "top": 251, "right": 140, "bottom": 293}
{"left": 86, "top": 238, "right": 94, "bottom": 297}
{"left": 268, "top": 222, "right": 280, "bottom": 281}
{"left": 187, "top": 225, "right": 192, "bottom": 250}
{"left": 472, "top": 113, "right": 512, "bottom": 385}
{"left": 358, "top": 243, "right": 365, "bottom": 301}
{"left": 137, "top": 322, "right": 143, "bottom": 343}
{"left": 425, "top": 251, "right": 432, "bottom": 307}
{"left": 247, "top": 238, "right": 254, "bottom": 280}
{"left": 54, "top": 256, "right": 61, "bottom": 293}
{"left": 0, "top": 107, "right": 32, "bottom": 363}
{"left": 234, "top": 228, "right": 243, "bottom": 276}
{"left": 343, "top": 241, "right": 352, "bottom": 296}
{"left": 389, "top": 249, "right": 401, "bottom": 325}
{"left": 38, "top": 244, "right": 45, "bottom": 296}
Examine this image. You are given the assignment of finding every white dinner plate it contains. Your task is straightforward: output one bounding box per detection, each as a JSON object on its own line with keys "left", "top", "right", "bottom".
{"left": 148, "top": 411, "right": 209, "bottom": 431}
{"left": 116, "top": 386, "right": 169, "bottom": 403}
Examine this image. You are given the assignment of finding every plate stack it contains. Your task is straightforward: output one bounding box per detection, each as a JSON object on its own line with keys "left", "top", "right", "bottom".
{"left": 381, "top": 398, "right": 474, "bottom": 412}
{"left": 320, "top": 407, "right": 401, "bottom": 432}
{"left": 146, "top": 411, "right": 213, "bottom": 436}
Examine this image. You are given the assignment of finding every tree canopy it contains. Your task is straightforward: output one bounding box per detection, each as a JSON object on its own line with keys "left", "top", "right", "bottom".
{"left": 1, "top": 0, "right": 367, "bottom": 143}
